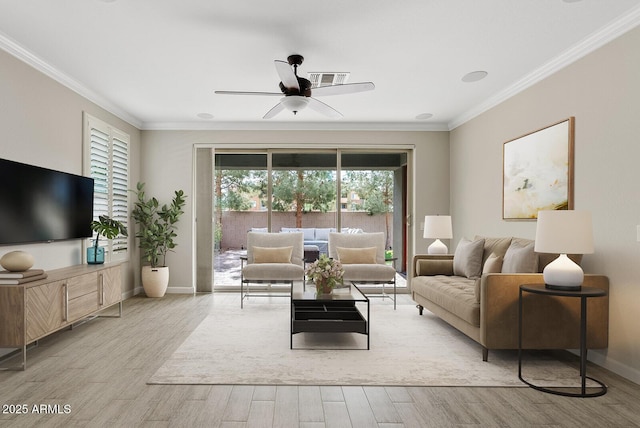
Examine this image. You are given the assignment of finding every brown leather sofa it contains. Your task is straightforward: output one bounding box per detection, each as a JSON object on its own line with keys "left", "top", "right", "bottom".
{"left": 411, "top": 236, "right": 609, "bottom": 361}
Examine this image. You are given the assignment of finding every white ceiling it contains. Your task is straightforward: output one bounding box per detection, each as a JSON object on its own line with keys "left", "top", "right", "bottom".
{"left": 1, "top": 0, "right": 639, "bottom": 131}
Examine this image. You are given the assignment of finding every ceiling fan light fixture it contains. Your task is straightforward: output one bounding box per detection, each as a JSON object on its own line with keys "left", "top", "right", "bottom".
{"left": 281, "top": 96, "right": 309, "bottom": 115}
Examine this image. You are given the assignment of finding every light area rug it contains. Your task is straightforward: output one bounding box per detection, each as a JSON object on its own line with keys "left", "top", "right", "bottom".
{"left": 148, "top": 302, "right": 590, "bottom": 387}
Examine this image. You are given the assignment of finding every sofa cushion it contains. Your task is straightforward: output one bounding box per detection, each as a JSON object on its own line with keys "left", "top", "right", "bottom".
{"left": 415, "top": 258, "right": 454, "bottom": 276}
{"left": 337, "top": 246, "right": 377, "bottom": 264}
{"left": 502, "top": 239, "right": 537, "bottom": 273}
{"left": 453, "top": 238, "right": 485, "bottom": 279}
{"left": 252, "top": 246, "right": 293, "bottom": 264}
{"left": 475, "top": 236, "right": 512, "bottom": 266}
{"left": 412, "top": 275, "right": 480, "bottom": 326}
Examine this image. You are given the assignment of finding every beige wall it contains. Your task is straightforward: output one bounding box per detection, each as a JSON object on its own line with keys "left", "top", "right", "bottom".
{"left": 0, "top": 49, "right": 141, "bottom": 296}
{"left": 140, "top": 130, "right": 450, "bottom": 292}
{"left": 450, "top": 26, "right": 640, "bottom": 383}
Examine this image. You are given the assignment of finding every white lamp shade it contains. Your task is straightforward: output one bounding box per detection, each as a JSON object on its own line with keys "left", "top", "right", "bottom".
{"left": 535, "top": 210, "right": 594, "bottom": 290}
{"left": 534, "top": 210, "right": 594, "bottom": 255}
{"left": 423, "top": 215, "right": 453, "bottom": 239}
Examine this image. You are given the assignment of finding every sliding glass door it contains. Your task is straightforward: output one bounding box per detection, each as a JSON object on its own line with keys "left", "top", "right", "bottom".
{"left": 212, "top": 149, "right": 409, "bottom": 290}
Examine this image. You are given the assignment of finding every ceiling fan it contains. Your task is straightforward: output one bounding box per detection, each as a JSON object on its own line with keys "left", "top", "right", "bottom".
{"left": 215, "top": 54, "right": 375, "bottom": 119}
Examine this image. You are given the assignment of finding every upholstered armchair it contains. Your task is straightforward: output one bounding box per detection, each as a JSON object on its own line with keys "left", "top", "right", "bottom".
{"left": 240, "top": 232, "right": 305, "bottom": 308}
{"left": 328, "top": 232, "right": 397, "bottom": 309}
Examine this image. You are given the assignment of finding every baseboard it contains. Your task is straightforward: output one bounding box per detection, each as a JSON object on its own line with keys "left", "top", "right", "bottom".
{"left": 127, "top": 286, "right": 194, "bottom": 297}
{"left": 587, "top": 350, "right": 640, "bottom": 385}
{"left": 166, "top": 286, "right": 195, "bottom": 294}
{"left": 122, "top": 289, "right": 137, "bottom": 300}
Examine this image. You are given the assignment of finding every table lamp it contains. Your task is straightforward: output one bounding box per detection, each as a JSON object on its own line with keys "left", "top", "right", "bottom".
{"left": 534, "top": 210, "right": 594, "bottom": 291}
{"left": 423, "top": 215, "right": 453, "bottom": 254}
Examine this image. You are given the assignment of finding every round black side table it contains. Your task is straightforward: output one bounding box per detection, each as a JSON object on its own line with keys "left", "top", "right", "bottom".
{"left": 518, "top": 283, "right": 608, "bottom": 397}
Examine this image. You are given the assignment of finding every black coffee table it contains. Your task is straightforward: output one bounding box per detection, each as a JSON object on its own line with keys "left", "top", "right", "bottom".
{"left": 290, "top": 283, "right": 370, "bottom": 349}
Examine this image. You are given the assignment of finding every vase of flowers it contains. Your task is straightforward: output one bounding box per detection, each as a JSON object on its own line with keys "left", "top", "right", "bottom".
{"left": 305, "top": 254, "right": 345, "bottom": 295}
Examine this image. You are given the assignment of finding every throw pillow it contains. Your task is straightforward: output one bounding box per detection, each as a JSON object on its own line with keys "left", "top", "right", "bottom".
{"left": 252, "top": 246, "right": 293, "bottom": 264}
{"left": 501, "top": 240, "right": 537, "bottom": 273}
{"left": 482, "top": 253, "right": 503, "bottom": 274}
{"left": 336, "top": 246, "right": 377, "bottom": 264}
{"left": 453, "top": 238, "right": 485, "bottom": 278}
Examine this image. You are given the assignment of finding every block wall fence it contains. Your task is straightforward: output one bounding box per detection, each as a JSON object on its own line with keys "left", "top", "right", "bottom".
{"left": 219, "top": 211, "right": 393, "bottom": 250}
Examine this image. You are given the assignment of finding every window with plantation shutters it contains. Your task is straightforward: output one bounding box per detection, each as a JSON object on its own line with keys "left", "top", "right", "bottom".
{"left": 83, "top": 113, "right": 130, "bottom": 262}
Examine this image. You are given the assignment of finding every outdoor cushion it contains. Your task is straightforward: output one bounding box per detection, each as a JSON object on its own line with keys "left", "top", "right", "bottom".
{"left": 315, "top": 228, "right": 332, "bottom": 241}
{"left": 242, "top": 263, "right": 304, "bottom": 281}
{"left": 301, "top": 228, "right": 316, "bottom": 241}
{"left": 342, "top": 264, "right": 396, "bottom": 282}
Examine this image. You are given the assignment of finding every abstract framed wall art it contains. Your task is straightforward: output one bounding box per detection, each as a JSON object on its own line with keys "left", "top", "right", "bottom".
{"left": 503, "top": 117, "right": 574, "bottom": 220}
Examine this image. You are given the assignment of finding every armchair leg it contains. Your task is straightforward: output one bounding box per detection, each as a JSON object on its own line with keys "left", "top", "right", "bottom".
{"left": 416, "top": 304, "right": 424, "bottom": 315}
{"left": 482, "top": 347, "right": 489, "bottom": 362}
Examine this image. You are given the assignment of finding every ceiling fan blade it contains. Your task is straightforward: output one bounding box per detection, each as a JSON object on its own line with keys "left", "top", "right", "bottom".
{"left": 307, "top": 97, "right": 343, "bottom": 119}
{"left": 312, "top": 82, "right": 375, "bottom": 97}
{"left": 274, "top": 60, "right": 300, "bottom": 91}
{"left": 215, "top": 90, "right": 281, "bottom": 96}
{"left": 263, "top": 102, "right": 286, "bottom": 119}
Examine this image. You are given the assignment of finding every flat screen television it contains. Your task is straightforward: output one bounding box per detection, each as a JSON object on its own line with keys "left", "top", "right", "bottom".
{"left": 0, "top": 158, "right": 94, "bottom": 245}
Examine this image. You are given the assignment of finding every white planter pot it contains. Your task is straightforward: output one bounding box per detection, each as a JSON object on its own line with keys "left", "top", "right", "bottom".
{"left": 141, "top": 266, "right": 169, "bottom": 297}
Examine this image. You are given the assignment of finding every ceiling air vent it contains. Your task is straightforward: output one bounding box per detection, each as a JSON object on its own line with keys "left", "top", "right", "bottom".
{"left": 307, "top": 72, "right": 350, "bottom": 88}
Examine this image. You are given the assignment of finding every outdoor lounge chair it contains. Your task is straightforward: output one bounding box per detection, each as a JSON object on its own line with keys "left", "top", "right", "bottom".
{"left": 328, "top": 231, "right": 397, "bottom": 309}
{"left": 240, "top": 232, "right": 305, "bottom": 308}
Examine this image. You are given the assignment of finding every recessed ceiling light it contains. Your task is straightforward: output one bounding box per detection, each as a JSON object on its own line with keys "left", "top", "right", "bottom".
{"left": 562, "top": 0, "right": 582, "bottom": 3}
{"left": 461, "top": 71, "right": 488, "bottom": 83}
{"left": 197, "top": 113, "right": 214, "bottom": 120}
{"left": 98, "top": 0, "right": 117, "bottom": 3}
{"left": 415, "top": 113, "right": 433, "bottom": 120}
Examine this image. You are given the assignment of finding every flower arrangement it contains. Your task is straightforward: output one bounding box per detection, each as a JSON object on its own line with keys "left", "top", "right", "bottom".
{"left": 305, "top": 254, "right": 345, "bottom": 294}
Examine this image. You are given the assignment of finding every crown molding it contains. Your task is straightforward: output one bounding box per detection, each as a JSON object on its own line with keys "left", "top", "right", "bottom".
{"left": 448, "top": 4, "right": 640, "bottom": 130}
{"left": 140, "top": 120, "right": 450, "bottom": 132}
{"left": 0, "top": 30, "right": 143, "bottom": 129}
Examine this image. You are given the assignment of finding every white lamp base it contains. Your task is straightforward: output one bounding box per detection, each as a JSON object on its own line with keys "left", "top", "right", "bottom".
{"left": 427, "top": 239, "right": 448, "bottom": 255}
{"left": 543, "top": 254, "right": 583, "bottom": 291}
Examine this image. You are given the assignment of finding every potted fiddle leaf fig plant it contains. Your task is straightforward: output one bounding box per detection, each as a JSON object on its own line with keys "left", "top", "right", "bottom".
{"left": 88, "top": 215, "right": 128, "bottom": 264}
{"left": 131, "top": 182, "right": 186, "bottom": 297}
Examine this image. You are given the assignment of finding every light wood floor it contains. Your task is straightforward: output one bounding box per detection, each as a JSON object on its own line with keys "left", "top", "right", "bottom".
{"left": 1, "top": 292, "right": 639, "bottom": 428}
